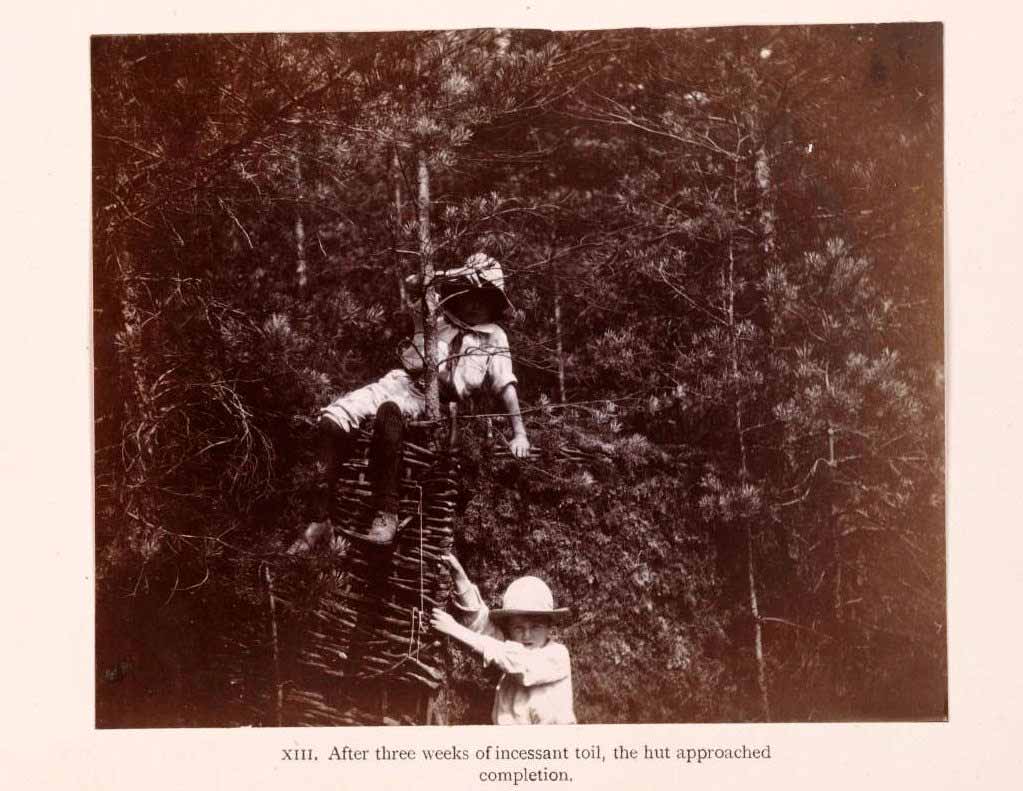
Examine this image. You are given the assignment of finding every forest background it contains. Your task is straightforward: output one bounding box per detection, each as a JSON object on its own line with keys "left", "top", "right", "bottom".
{"left": 91, "top": 24, "right": 944, "bottom": 726}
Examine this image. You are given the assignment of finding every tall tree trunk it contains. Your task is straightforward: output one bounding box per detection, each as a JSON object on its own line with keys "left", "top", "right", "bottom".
{"left": 264, "top": 566, "right": 284, "bottom": 727}
{"left": 754, "top": 143, "right": 776, "bottom": 255}
{"left": 416, "top": 151, "right": 441, "bottom": 423}
{"left": 826, "top": 423, "right": 846, "bottom": 704}
{"left": 292, "top": 154, "right": 308, "bottom": 291}
{"left": 728, "top": 239, "right": 749, "bottom": 477}
{"left": 554, "top": 273, "right": 567, "bottom": 404}
{"left": 295, "top": 212, "right": 307, "bottom": 291}
{"left": 416, "top": 151, "right": 448, "bottom": 725}
{"left": 827, "top": 424, "right": 842, "bottom": 622}
{"left": 392, "top": 149, "right": 407, "bottom": 303}
{"left": 730, "top": 147, "right": 770, "bottom": 720}
{"left": 747, "top": 525, "right": 771, "bottom": 721}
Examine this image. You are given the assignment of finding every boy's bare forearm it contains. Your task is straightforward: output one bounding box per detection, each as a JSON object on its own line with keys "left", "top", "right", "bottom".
{"left": 501, "top": 385, "right": 528, "bottom": 438}
{"left": 433, "top": 610, "right": 489, "bottom": 656}
{"left": 443, "top": 554, "right": 472, "bottom": 590}
{"left": 445, "top": 620, "right": 485, "bottom": 653}
{"left": 451, "top": 569, "right": 470, "bottom": 589}
{"left": 501, "top": 385, "right": 530, "bottom": 458}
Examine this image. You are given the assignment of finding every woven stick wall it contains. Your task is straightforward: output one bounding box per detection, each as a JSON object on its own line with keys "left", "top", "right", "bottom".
{"left": 268, "top": 428, "right": 458, "bottom": 726}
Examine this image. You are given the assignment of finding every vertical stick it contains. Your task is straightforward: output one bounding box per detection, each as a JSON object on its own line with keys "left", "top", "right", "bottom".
{"left": 747, "top": 526, "right": 771, "bottom": 721}
{"left": 264, "top": 564, "right": 284, "bottom": 727}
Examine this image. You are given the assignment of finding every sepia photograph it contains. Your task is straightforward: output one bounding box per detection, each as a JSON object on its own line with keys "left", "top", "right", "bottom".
{"left": 90, "top": 23, "right": 945, "bottom": 729}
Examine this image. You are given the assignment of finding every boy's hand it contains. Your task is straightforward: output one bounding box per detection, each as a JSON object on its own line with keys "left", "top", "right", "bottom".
{"left": 441, "top": 553, "right": 470, "bottom": 586}
{"left": 431, "top": 608, "right": 460, "bottom": 637}
{"left": 508, "top": 434, "right": 531, "bottom": 458}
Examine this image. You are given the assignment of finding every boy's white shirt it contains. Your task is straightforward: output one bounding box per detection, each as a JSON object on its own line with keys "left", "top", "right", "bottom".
{"left": 321, "top": 313, "right": 517, "bottom": 430}
{"left": 320, "top": 261, "right": 518, "bottom": 430}
{"left": 452, "top": 582, "right": 577, "bottom": 725}
{"left": 399, "top": 315, "right": 517, "bottom": 400}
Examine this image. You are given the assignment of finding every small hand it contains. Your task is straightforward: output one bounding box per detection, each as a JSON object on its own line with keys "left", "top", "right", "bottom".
{"left": 508, "top": 434, "right": 531, "bottom": 459}
{"left": 441, "top": 553, "right": 469, "bottom": 585}
{"left": 431, "top": 608, "right": 459, "bottom": 636}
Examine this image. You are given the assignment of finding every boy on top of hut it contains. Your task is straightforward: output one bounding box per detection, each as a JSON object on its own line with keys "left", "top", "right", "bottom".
{"left": 431, "top": 554, "right": 576, "bottom": 725}
{"left": 298, "top": 252, "right": 530, "bottom": 550}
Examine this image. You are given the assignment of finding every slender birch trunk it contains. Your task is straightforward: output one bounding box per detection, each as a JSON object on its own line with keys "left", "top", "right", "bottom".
{"left": 264, "top": 565, "right": 284, "bottom": 727}
{"left": 393, "top": 149, "right": 407, "bottom": 303}
{"left": 416, "top": 151, "right": 441, "bottom": 423}
{"left": 747, "top": 525, "right": 771, "bottom": 721}
{"left": 827, "top": 424, "right": 842, "bottom": 622}
{"left": 416, "top": 151, "right": 448, "bottom": 726}
{"left": 731, "top": 147, "right": 770, "bottom": 721}
{"left": 554, "top": 273, "right": 567, "bottom": 404}
{"left": 293, "top": 154, "right": 307, "bottom": 291}
{"left": 754, "top": 143, "right": 776, "bottom": 256}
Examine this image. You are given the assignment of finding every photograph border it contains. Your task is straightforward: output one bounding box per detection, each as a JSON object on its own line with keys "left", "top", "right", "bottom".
{"left": 3, "top": 1, "right": 1019, "bottom": 788}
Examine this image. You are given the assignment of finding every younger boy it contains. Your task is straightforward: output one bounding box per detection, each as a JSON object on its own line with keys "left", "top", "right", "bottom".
{"left": 430, "top": 554, "right": 575, "bottom": 725}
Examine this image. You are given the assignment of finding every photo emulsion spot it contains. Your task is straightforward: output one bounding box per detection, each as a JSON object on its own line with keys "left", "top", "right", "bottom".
{"left": 91, "top": 24, "right": 945, "bottom": 727}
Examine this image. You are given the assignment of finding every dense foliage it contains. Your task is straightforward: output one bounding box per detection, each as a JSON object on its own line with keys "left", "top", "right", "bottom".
{"left": 93, "top": 25, "right": 944, "bottom": 726}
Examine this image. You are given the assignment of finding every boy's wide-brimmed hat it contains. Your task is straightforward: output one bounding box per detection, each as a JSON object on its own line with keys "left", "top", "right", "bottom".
{"left": 489, "top": 576, "right": 571, "bottom": 624}
{"left": 439, "top": 252, "right": 515, "bottom": 317}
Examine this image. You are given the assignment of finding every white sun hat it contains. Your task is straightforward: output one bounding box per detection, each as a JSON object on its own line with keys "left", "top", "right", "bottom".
{"left": 490, "top": 576, "right": 571, "bottom": 623}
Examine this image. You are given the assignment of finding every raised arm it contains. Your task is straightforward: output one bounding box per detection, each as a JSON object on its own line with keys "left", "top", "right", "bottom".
{"left": 440, "top": 554, "right": 501, "bottom": 638}
{"left": 430, "top": 610, "right": 571, "bottom": 686}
